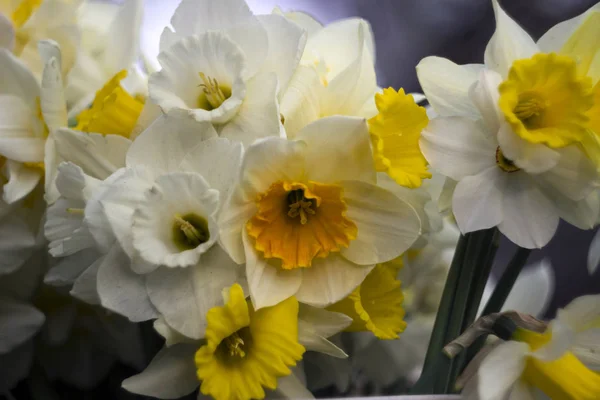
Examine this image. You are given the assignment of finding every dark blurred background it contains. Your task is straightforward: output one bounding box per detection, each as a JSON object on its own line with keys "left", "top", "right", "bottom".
{"left": 6, "top": 0, "right": 600, "bottom": 399}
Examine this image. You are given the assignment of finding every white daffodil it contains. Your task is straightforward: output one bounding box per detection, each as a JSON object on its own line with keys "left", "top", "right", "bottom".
{"left": 462, "top": 294, "right": 600, "bottom": 400}
{"left": 280, "top": 17, "right": 377, "bottom": 138}
{"left": 588, "top": 227, "right": 600, "bottom": 275}
{"left": 148, "top": 0, "right": 306, "bottom": 146}
{"left": 51, "top": 116, "right": 246, "bottom": 340}
{"left": 420, "top": 67, "right": 599, "bottom": 249}
{"left": 122, "top": 283, "right": 351, "bottom": 400}
{"left": 219, "top": 116, "right": 421, "bottom": 309}
{"left": 0, "top": 0, "right": 80, "bottom": 79}
{"left": 0, "top": 41, "right": 68, "bottom": 204}
{"left": 66, "top": 0, "right": 144, "bottom": 108}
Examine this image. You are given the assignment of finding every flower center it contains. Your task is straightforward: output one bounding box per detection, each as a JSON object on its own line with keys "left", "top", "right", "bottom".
{"left": 513, "top": 93, "right": 546, "bottom": 127}
{"left": 286, "top": 189, "right": 316, "bottom": 224}
{"left": 218, "top": 330, "right": 248, "bottom": 360}
{"left": 172, "top": 213, "right": 210, "bottom": 251}
{"left": 246, "top": 181, "right": 357, "bottom": 269}
{"left": 498, "top": 52, "right": 594, "bottom": 148}
{"left": 75, "top": 70, "right": 144, "bottom": 138}
{"left": 496, "top": 147, "right": 520, "bottom": 173}
{"left": 197, "top": 72, "right": 231, "bottom": 110}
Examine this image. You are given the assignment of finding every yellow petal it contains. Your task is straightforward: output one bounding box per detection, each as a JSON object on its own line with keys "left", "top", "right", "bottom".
{"left": 368, "top": 87, "right": 431, "bottom": 188}
{"left": 499, "top": 52, "right": 594, "bottom": 148}
{"left": 246, "top": 180, "right": 357, "bottom": 269}
{"left": 195, "top": 284, "right": 304, "bottom": 400}
{"left": 560, "top": 11, "right": 600, "bottom": 83}
{"left": 327, "top": 263, "right": 407, "bottom": 339}
{"left": 75, "top": 70, "right": 144, "bottom": 138}
{"left": 11, "top": 0, "right": 42, "bottom": 28}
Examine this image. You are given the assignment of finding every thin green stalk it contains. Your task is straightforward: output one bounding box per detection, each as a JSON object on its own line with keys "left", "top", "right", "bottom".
{"left": 412, "top": 228, "right": 498, "bottom": 394}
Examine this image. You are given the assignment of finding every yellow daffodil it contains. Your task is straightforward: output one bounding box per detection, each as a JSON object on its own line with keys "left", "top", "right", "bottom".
{"left": 327, "top": 263, "right": 406, "bottom": 339}
{"left": 368, "top": 87, "right": 431, "bottom": 188}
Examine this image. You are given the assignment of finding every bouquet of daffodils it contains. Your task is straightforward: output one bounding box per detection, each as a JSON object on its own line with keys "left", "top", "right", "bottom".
{"left": 1, "top": 0, "right": 599, "bottom": 399}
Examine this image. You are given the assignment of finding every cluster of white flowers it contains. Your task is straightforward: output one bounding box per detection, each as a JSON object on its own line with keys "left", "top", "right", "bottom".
{"left": 0, "top": 0, "right": 599, "bottom": 399}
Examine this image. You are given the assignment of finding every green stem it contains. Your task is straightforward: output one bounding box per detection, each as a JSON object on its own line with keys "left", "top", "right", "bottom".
{"left": 481, "top": 247, "right": 532, "bottom": 316}
{"left": 411, "top": 228, "right": 498, "bottom": 394}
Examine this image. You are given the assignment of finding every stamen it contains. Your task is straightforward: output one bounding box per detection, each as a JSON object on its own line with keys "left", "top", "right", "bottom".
{"left": 513, "top": 93, "right": 547, "bottom": 126}
{"left": 66, "top": 208, "right": 84, "bottom": 215}
{"left": 224, "top": 332, "right": 246, "bottom": 358}
{"left": 173, "top": 214, "right": 208, "bottom": 248}
{"left": 496, "top": 147, "right": 520, "bottom": 173}
{"left": 199, "top": 72, "right": 227, "bottom": 109}
{"left": 287, "top": 189, "right": 316, "bottom": 224}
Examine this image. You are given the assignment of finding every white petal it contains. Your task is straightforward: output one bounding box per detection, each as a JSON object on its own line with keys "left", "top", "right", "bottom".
{"left": 0, "top": 95, "right": 34, "bottom": 138}
{"left": 273, "top": 8, "right": 323, "bottom": 37}
{"left": 178, "top": 137, "right": 243, "bottom": 199}
{"left": 96, "top": 245, "right": 158, "bottom": 322}
{"left": 127, "top": 114, "right": 217, "bottom": 172}
{"left": 497, "top": 124, "right": 560, "bottom": 174}
{"left": 533, "top": 319, "right": 575, "bottom": 362}
{"left": 453, "top": 167, "right": 507, "bottom": 233}
{"left": 39, "top": 44, "right": 67, "bottom": 132}
{"left": 588, "top": 229, "right": 600, "bottom": 275}
{"left": 170, "top": 0, "right": 252, "bottom": 37}
{"left": 572, "top": 328, "right": 600, "bottom": 370}
{"left": 540, "top": 188, "right": 598, "bottom": 231}
{"left": 122, "top": 343, "right": 199, "bottom": 399}
{"left": 341, "top": 180, "right": 420, "bottom": 265}
{"left": 469, "top": 69, "right": 504, "bottom": 134}
{"left": 275, "top": 373, "right": 315, "bottom": 399}
{"left": 498, "top": 174, "right": 559, "bottom": 249}
{"left": 507, "top": 379, "right": 537, "bottom": 400}
{"left": 0, "top": 49, "right": 39, "bottom": 104}
{"left": 146, "top": 246, "right": 242, "bottom": 339}
{"left": 304, "top": 18, "right": 374, "bottom": 82}
{"left": 298, "top": 305, "right": 351, "bottom": 358}
{"left": 149, "top": 33, "right": 245, "bottom": 123}
{"left": 558, "top": 294, "right": 600, "bottom": 332}
{"left": 131, "top": 99, "right": 162, "bottom": 139}
{"left": 132, "top": 172, "right": 219, "bottom": 269}
{"left": 0, "top": 298, "right": 44, "bottom": 354}
{"left": 257, "top": 14, "right": 306, "bottom": 96}
{"left": 319, "top": 21, "right": 376, "bottom": 117}
{"left": 44, "top": 249, "right": 100, "bottom": 287}
{"left": 103, "top": 0, "right": 143, "bottom": 73}
{"left": 218, "top": 72, "right": 280, "bottom": 147}
{"left": 295, "top": 254, "right": 373, "bottom": 307}
{"left": 484, "top": 0, "right": 539, "bottom": 77}
{"left": 0, "top": 13, "right": 15, "bottom": 50}
{"left": 537, "top": 3, "right": 600, "bottom": 53}
{"left": 0, "top": 137, "right": 45, "bottom": 163}
{"left": 217, "top": 189, "right": 256, "bottom": 265}
{"left": 502, "top": 259, "right": 554, "bottom": 317}
{"left": 221, "top": 18, "right": 269, "bottom": 79}
{"left": 154, "top": 317, "right": 197, "bottom": 347}
{"left": 296, "top": 116, "right": 375, "bottom": 184}
{"left": 279, "top": 65, "right": 322, "bottom": 139}
{"left": 477, "top": 341, "right": 528, "bottom": 400}
{"left": 3, "top": 161, "right": 42, "bottom": 204}
{"left": 54, "top": 128, "right": 131, "bottom": 180}
{"left": 537, "top": 145, "right": 598, "bottom": 201}
{"left": 416, "top": 56, "right": 483, "bottom": 117}
{"left": 420, "top": 116, "right": 497, "bottom": 181}
{"left": 243, "top": 230, "right": 302, "bottom": 309}
{"left": 0, "top": 214, "right": 36, "bottom": 276}
{"left": 70, "top": 255, "right": 103, "bottom": 305}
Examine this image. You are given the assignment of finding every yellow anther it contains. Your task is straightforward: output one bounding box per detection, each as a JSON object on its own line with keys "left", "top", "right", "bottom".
{"left": 66, "top": 208, "right": 84, "bottom": 215}
{"left": 287, "top": 190, "right": 316, "bottom": 224}
{"left": 224, "top": 332, "right": 246, "bottom": 358}
{"left": 198, "top": 72, "right": 227, "bottom": 109}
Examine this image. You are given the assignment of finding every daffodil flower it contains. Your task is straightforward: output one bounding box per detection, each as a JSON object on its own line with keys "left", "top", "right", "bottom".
{"left": 219, "top": 116, "right": 421, "bottom": 309}
{"left": 122, "top": 283, "right": 351, "bottom": 400}
{"left": 0, "top": 41, "right": 67, "bottom": 204}
{"left": 462, "top": 294, "right": 600, "bottom": 399}
{"left": 0, "top": 0, "right": 80, "bottom": 79}
{"left": 148, "top": 0, "right": 306, "bottom": 146}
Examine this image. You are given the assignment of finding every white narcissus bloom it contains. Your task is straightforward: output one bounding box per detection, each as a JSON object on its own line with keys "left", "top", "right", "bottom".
{"left": 0, "top": 40, "right": 68, "bottom": 204}
{"left": 0, "top": 0, "right": 80, "bottom": 79}
{"left": 149, "top": 0, "right": 306, "bottom": 146}
{"left": 122, "top": 283, "right": 351, "bottom": 400}
{"left": 66, "top": 0, "right": 144, "bottom": 107}
{"left": 417, "top": 0, "right": 600, "bottom": 248}
{"left": 279, "top": 16, "right": 377, "bottom": 138}
{"left": 219, "top": 116, "right": 421, "bottom": 309}
{"left": 51, "top": 116, "right": 246, "bottom": 342}
{"left": 462, "top": 294, "right": 600, "bottom": 400}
